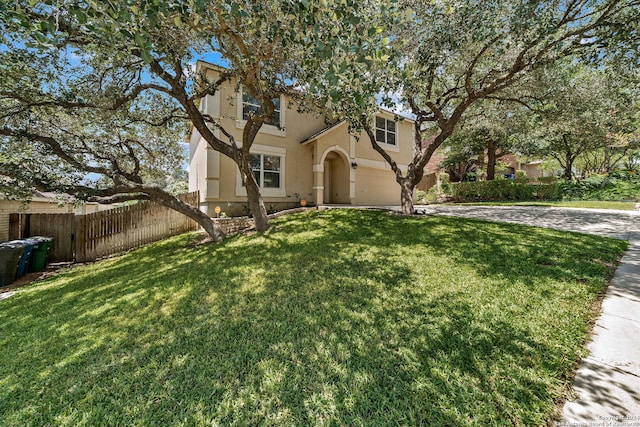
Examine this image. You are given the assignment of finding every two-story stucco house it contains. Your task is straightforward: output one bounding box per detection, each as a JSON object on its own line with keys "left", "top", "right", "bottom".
{"left": 188, "top": 61, "right": 414, "bottom": 216}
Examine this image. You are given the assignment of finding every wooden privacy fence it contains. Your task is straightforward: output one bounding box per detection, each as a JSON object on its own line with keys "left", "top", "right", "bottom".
{"left": 76, "top": 191, "right": 200, "bottom": 262}
{"left": 10, "top": 191, "right": 200, "bottom": 263}
{"left": 9, "top": 213, "right": 75, "bottom": 262}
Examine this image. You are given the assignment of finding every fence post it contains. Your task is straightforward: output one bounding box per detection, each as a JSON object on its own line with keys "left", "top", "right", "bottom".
{"left": 75, "top": 214, "right": 86, "bottom": 262}
{"left": 8, "top": 213, "right": 24, "bottom": 240}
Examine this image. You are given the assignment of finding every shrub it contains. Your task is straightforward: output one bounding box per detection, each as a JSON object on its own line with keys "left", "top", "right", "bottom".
{"left": 415, "top": 190, "right": 429, "bottom": 204}
{"left": 416, "top": 187, "right": 448, "bottom": 204}
{"left": 558, "top": 172, "right": 640, "bottom": 201}
{"left": 532, "top": 183, "right": 563, "bottom": 200}
{"left": 537, "top": 176, "right": 558, "bottom": 184}
{"left": 447, "top": 180, "right": 560, "bottom": 202}
{"left": 438, "top": 172, "right": 450, "bottom": 184}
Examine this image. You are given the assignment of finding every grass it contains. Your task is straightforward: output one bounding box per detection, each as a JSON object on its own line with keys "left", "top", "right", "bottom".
{"left": 455, "top": 200, "right": 637, "bottom": 210}
{"left": 0, "top": 209, "right": 628, "bottom": 426}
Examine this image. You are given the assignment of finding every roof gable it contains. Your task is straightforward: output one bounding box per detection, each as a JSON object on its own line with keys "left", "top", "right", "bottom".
{"left": 300, "top": 121, "right": 347, "bottom": 145}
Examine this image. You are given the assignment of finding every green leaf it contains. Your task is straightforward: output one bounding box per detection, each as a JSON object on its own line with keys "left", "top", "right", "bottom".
{"left": 134, "top": 34, "right": 145, "bottom": 47}
{"left": 139, "top": 47, "right": 153, "bottom": 63}
{"left": 33, "top": 31, "right": 47, "bottom": 44}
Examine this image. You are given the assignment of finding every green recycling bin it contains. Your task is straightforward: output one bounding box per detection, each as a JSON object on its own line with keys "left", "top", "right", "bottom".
{"left": 28, "top": 236, "right": 54, "bottom": 273}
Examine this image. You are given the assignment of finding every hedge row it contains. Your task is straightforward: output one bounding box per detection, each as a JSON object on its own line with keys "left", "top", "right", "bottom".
{"left": 446, "top": 180, "right": 562, "bottom": 202}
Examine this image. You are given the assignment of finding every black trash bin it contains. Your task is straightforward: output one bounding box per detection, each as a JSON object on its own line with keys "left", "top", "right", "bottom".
{"left": 0, "top": 241, "right": 27, "bottom": 286}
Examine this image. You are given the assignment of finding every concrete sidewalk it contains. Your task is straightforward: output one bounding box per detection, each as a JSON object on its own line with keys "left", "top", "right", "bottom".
{"left": 415, "top": 205, "right": 640, "bottom": 425}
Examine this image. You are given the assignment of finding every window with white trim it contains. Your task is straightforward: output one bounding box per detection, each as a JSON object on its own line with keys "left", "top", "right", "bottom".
{"left": 236, "top": 144, "right": 286, "bottom": 197}
{"left": 375, "top": 116, "right": 397, "bottom": 146}
{"left": 242, "top": 91, "right": 281, "bottom": 127}
{"left": 250, "top": 153, "right": 281, "bottom": 188}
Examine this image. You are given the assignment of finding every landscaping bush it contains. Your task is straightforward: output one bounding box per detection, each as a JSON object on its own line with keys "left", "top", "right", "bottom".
{"left": 415, "top": 187, "right": 448, "bottom": 204}
{"left": 531, "top": 183, "right": 563, "bottom": 200}
{"left": 415, "top": 189, "right": 429, "bottom": 204}
{"left": 436, "top": 173, "right": 451, "bottom": 195}
{"left": 448, "top": 179, "right": 561, "bottom": 202}
{"left": 444, "top": 171, "right": 635, "bottom": 204}
{"left": 438, "top": 172, "right": 451, "bottom": 183}
{"left": 559, "top": 171, "right": 640, "bottom": 201}
{"left": 537, "top": 176, "right": 559, "bottom": 184}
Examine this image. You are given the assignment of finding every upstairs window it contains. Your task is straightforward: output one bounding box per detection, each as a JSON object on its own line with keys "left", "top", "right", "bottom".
{"left": 242, "top": 91, "right": 281, "bottom": 127}
{"left": 250, "top": 153, "right": 281, "bottom": 188}
{"left": 375, "top": 116, "right": 397, "bottom": 146}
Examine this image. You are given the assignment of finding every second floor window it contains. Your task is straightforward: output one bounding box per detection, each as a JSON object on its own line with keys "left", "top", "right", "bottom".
{"left": 375, "top": 116, "right": 396, "bottom": 146}
{"left": 242, "top": 92, "right": 281, "bottom": 127}
{"left": 250, "top": 154, "right": 281, "bottom": 188}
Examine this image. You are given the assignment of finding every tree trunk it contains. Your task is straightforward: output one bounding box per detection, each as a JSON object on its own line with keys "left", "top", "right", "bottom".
{"left": 400, "top": 178, "right": 415, "bottom": 215}
{"left": 243, "top": 169, "right": 270, "bottom": 232}
{"left": 486, "top": 139, "right": 497, "bottom": 180}
{"left": 457, "top": 162, "right": 466, "bottom": 182}
{"left": 151, "top": 189, "right": 226, "bottom": 242}
{"left": 238, "top": 116, "right": 270, "bottom": 232}
{"left": 561, "top": 135, "right": 575, "bottom": 181}
{"left": 564, "top": 153, "right": 574, "bottom": 180}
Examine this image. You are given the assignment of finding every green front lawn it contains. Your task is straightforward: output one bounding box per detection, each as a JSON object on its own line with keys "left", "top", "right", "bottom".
{"left": 0, "top": 209, "right": 627, "bottom": 426}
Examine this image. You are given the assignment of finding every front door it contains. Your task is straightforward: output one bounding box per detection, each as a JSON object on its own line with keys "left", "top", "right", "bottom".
{"left": 323, "top": 152, "right": 350, "bottom": 204}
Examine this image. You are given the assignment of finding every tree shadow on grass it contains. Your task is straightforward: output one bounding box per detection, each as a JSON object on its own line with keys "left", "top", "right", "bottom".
{"left": 0, "top": 209, "right": 626, "bottom": 425}
{"left": 398, "top": 213, "right": 625, "bottom": 288}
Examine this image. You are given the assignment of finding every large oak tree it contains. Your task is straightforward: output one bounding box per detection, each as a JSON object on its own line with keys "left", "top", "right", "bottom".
{"left": 521, "top": 63, "right": 639, "bottom": 179}
{"left": 0, "top": 0, "right": 393, "bottom": 236}
{"left": 314, "top": 0, "right": 639, "bottom": 213}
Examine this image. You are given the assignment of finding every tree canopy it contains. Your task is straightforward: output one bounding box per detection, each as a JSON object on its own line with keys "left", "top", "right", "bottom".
{"left": 312, "top": 0, "right": 640, "bottom": 213}
{"left": 442, "top": 100, "right": 533, "bottom": 181}
{"left": 0, "top": 0, "right": 395, "bottom": 236}
{"left": 1, "top": 0, "right": 638, "bottom": 228}
{"left": 518, "top": 63, "right": 639, "bottom": 179}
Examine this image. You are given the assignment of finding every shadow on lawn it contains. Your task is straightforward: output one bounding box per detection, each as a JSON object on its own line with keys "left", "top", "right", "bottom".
{"left": 0, "top": 209, "right": 626, "bottom": 425}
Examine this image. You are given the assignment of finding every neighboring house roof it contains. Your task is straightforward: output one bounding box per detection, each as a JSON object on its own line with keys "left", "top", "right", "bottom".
{"left": 195, "top": 59, "right": 228, "bottom": 74}
{"left": 32, "top": 190, "right": 69, "bottom": 200}
{"left": 0, "top": 191, "right": 73, "bottom": 204}
{"left": 300, "top": 121, "right": 346, "bottom": 145}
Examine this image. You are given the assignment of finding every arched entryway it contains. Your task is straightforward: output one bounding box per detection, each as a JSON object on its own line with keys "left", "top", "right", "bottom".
{"left": 323, "top": 150, "right": 350, "bottom": 204}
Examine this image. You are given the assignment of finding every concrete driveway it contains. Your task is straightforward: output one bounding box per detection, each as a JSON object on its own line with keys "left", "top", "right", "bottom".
{"left": 416, "top": 205, "right": 639, "bottom": 241}
{"left": 416, "top": 205, "right": 640, "bottom": 424}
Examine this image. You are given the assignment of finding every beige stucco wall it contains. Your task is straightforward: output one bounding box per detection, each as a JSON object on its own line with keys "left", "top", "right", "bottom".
{"left": 309, "top": 115, "right": 414, "bottom": 206}
{"left": 189, "top": 64, "right": 328, "bottom": 216}
{"left": 354, "top": 167, "right": 401, "bottom": 205}
{"left": 352, "top": 114, "right": 413, "bottom": 206}
{"left": 354, "top": 112, "right": 415, "bottom": 167}
{"left": 189, "top": 62, "right": 416, "bottom": 216}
